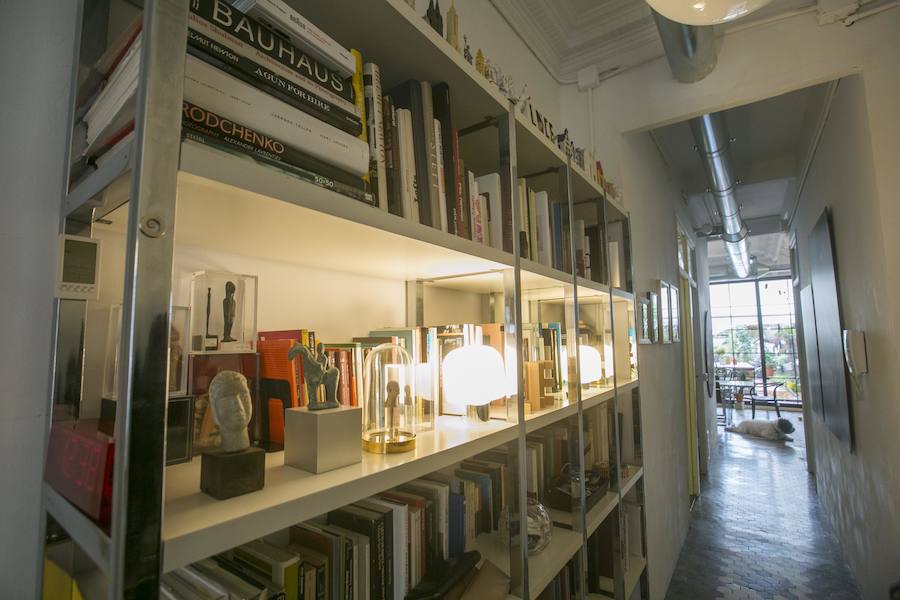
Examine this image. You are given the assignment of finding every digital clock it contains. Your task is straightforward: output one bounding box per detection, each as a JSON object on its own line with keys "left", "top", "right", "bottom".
{"left": 44, "top": 421, "right": 114, "bottom": 530}
{"left": 55, "top": 234, "right": 101, "bottom": 300}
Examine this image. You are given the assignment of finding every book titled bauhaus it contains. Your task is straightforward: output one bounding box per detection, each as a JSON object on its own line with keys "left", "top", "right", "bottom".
{"left": 183, "top": 54, "right": 369, "bottom": 176}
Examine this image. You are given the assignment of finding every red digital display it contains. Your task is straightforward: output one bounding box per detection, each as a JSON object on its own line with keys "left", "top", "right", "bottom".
{"left": 44, "top": 421, "right": 114, "bottom": 531}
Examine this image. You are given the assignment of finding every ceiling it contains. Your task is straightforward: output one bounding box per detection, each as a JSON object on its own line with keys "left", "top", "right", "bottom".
{"left": 491, "top": 0, "right": 815, "bottom": 82}
{"left": 651, "top": 83, "right": 832, "bottom": 279}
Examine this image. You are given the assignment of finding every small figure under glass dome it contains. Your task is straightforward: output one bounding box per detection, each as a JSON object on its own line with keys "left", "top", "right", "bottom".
{"left": 362, "top": 343, "right": 418, "bottom": 453}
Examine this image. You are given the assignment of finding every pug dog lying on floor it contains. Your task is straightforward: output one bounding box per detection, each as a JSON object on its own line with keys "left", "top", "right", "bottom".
{"left": 726, "top": 418, "right": 795, "bottom": 441}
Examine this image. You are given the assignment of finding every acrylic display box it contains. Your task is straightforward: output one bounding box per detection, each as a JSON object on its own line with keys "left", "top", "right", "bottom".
{"left": 189, "top": 270, "right": 258, "bottom": 354}
{"left": 103, "top": 304, "right": 190, "bottom": 399}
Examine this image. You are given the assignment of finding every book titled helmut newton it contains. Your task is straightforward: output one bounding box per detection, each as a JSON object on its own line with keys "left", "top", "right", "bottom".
{"left": 183, "top": 54, "right": 369, "bottom": 176}
{"left": 228, "top": 0, "right": 356, "bottom": 77}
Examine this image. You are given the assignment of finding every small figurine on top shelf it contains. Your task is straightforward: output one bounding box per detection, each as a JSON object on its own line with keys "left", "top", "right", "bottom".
{"left": 463, "top": 35, "right": 473, "bottom": 64}
{"left": 484, "top": 59, "right": 496, "bottom": 85}
{"left": 475, "top": 48, "right": 485, "bottom": 75}
{"left": 425, "top": 0, "right": 443, "bottom": 36}
{"left": 446, "top": 0, "right": 460, "bottom": 52}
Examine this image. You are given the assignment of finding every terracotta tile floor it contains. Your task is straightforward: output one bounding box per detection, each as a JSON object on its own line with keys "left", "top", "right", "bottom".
{"left": 665, "top": 409, "right": 860, "bottom": 600}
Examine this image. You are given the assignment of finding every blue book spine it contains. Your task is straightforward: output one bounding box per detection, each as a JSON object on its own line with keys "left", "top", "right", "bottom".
{"left": 448, "top": 493, "right": 465, "bottom": 558}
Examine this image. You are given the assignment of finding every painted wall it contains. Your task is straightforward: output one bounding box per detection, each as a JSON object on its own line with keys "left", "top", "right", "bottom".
{"left": 0, "top": 1, "right": 77, "bottom": 596}
{"left": 556, "top": 8, "right": 900, "bottom": 598}
{"left": 791, "top": 74, "right": 900, "bottom": 600}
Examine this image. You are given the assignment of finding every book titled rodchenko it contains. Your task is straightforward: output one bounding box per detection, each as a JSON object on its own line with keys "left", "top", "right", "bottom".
{"left": 229, "top": 0, "right": 356, "bottom": 78}
{"left": 182, "top": 101, "right": 375, "bottom": 205}
{"left": 187, "top": 27, "right": 362, "bottom": 136}
{"left": 184, "top": 54, "right": 369, "bottom": 175}
{"left": 190, "top": 0, "right": 355, "bottom": 107}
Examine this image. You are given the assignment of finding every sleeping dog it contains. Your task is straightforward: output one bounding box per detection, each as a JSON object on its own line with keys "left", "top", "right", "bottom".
{"left": 726, "top": 418, "right": 795, "bottom": 441}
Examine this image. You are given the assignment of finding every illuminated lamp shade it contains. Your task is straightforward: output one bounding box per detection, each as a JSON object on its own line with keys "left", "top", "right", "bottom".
{"left": 645, "top": 0, "right": 774, "bottom": 25}
{"left": 442, "top": 345, "right": 507, "bottom": 421}
{"left": 578, "top": 345, "right": 604, "bottom": 384}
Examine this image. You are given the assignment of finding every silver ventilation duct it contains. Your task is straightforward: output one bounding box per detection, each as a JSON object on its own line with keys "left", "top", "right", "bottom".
{"left": 652, "top": 12, "right": 751, "bottom": 278}
{"left": 689, "top": 113, "right": 751, "bottom": 278}
{"left": 652, "top": 11, "right": 717, "bottom": 83}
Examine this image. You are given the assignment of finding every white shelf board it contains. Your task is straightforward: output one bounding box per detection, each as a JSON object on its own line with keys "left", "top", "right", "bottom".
{"left": 470, "top": 525, "right": 584, "bottom": 599}
{"left": 175, "top": 141, "right": 612, "bottom": 297}
{"left": 44, "top": 483, "right": 110, "bottom": 574}
{"left": 620, "top": 466, "right": 644, "bottom": 497}
{"left": 162, "top": 415, "right": 517, "bottom": 573}
{"left": 625, "top": 555, "right": 648, "bottom": 597}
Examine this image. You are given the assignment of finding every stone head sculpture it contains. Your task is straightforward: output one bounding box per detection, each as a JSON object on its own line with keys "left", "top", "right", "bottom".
{"left": 209, "top": 370, "right": 252, "bottom": 452}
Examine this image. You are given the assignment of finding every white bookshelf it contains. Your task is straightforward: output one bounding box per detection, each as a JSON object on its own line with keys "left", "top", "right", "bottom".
{"left": 43, "top": 0, "right": 648, "bottom": 598}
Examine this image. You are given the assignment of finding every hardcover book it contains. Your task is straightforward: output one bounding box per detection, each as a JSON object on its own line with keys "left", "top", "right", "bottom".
{"left": 389, "top": 81, "right": 435, "bottom": 228}
{"left": 328, "top": 505, "right": 386, "bottom": 600}
{"left": 186, "top": 27, "right": 362, "bottom": 135}
{"left": 183, "top": 55, "right": 370, "bottom": 176}
{"left": 431, "top": 83, "right": 460, "bottom": 236}
{"left": 475, "top": 174, "right": 502, "bottom": 251}
{"left": 364, "top": 64, "right": 388, "bottom": 210}
{"left": 229, "top": 0, "right": 356, "bottom": 77}
{"left": 191, "top": 0, "right": 355, "bottom": 108}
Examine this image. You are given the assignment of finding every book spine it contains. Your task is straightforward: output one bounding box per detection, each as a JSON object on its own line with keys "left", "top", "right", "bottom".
{"left": 382, "top": 97, "right": 403, "bottom": 217}
{"left": 528, "top": 188, "right": 538, "bottom": 262}
{"left": 182, "top": 102, "right": 374, "bottom": 205}
{"left": 499, "top": 168, "right": 514, "bottom": 254}
{"left": 433, "top": 120, "right": 449, "bottom": 233}
{"left": 450, "top": 131, "right": 464, "bottom": 238}
{"left": 363, "top": 63, "right": 388, "bottom": 211}
{"left": 432, "top": 83, "right": 459, "bottom": 236}
{"left": 468, "top": 172, "right": 483, "bottom": 243}
{"left": 183, "top": 54, "right": 370, "bottom": 176}
{"left": 458, "top": 158, "right": 471, "bottom": 239}
{"left": 397, "top": 109, "right": 417, "bottom": 221}
{"left": 343, "top": 538, "right": 353, "bottom": 600}
{"left": 244, "top": 0, "right": 356, "bottom": 77}
{"left": 187, "top": 28, "right": 362, "bottom": 136}
{"left": 190, "top": 0, "right": 355, "bottom": 107}
{"left": 420, "top": 82, "right": 441, "bottom": 229}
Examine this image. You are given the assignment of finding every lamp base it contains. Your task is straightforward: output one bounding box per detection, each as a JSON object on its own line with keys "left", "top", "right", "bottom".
{"left": 467, "top": 404, "right": 491, "bottom": 422}
{"left": 362, "top": 429, "right": 416, "bottom": 454}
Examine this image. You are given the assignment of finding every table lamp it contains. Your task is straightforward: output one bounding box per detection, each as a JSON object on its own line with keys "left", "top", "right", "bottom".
{"left": 442, "top": 344, "right": 507, "bottom": 421}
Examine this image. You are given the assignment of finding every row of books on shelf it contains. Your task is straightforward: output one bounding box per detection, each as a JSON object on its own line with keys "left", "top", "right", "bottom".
{"left": 162, "top": 458, "right": 521, "bottom": 600}
{"left": 74, "top": 0, "right": 597, "bottom": 278}
{"left": 537, "top": 558, "right": 579, "bottom": 600}
{"left": 584, "top": 500, "right": 644, "bottom": 596}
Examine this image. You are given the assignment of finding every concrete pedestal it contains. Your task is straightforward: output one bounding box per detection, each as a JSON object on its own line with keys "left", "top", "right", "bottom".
{"left": 285, "top": 405, "right": 362, "bottom": 473}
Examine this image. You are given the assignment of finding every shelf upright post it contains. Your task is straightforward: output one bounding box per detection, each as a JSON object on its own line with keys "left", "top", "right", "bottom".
{"left": 602, "top": 195, "right": 626, "bottom": 600}
{"left": 106, "top": 1, "right": 189, "bottom": 597}
{"left": 562, "top": 159, "right": 588, "bottom": 600}
{"left": 498, "top": 100, "right": 529, "bottom": 598}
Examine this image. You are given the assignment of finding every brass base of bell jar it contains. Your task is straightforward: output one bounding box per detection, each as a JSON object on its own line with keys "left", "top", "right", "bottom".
{"left": 362, "top": 429, "right": 417, "bottom": 454}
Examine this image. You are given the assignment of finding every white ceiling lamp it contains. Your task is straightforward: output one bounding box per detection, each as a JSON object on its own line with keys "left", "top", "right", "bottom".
{"left": 646, "top": 0, "right": 774, "bottom": 25}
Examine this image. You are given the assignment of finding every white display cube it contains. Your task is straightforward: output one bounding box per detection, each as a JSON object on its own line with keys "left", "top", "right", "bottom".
{"left": 284, "top": 405, "right": 362, "bottom": 474}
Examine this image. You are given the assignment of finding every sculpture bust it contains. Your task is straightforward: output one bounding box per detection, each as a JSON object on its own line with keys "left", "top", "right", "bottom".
{"left": 208, "top": 370, "right": 252, "bottom": 453}
{"left": 288, "top": 342, "right": 340, "bottom": 410}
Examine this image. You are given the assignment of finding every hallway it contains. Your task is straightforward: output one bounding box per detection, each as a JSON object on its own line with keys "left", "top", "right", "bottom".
{"left": 665, "top": 415, "right": 860, "bottom": 600}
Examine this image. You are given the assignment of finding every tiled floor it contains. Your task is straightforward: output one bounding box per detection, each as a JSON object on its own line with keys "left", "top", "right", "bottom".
{"left": 665, "top": 409, "right": 860, "bottom": 600}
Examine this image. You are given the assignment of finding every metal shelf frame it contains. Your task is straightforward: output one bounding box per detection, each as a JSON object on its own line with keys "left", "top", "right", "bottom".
{"left": 37, "top": 1, "right": 646, "bottom": 599}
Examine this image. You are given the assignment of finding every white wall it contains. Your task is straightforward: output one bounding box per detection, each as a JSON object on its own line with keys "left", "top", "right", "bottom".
{"left": 557, "top": 8, "right": 900, "bottom": 598}
{"left": 0, "top": 1, "right": 78, "bottom": 596}
{"left": 791, "top": 74, "right": 900, "bottom": 600}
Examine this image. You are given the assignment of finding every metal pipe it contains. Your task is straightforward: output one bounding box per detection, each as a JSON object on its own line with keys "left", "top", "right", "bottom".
{"left": 689, "top": 112, "right": 752, "bottom": 278}
{"left": 652, "top": 10, "right": 717, "bottom": 83}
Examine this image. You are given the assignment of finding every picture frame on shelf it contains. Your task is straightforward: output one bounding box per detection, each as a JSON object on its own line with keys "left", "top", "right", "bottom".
{"left": 670, "top": 284, "right": 681, "bottom": 343}
{"left": 637, "top": 298, "right": 652, "bottom": 345}
{"left": 647, "top": 291, "right": 660, "bottom": 344}
{"left": 659, "top": 281, "right": 672, "bottom": 344}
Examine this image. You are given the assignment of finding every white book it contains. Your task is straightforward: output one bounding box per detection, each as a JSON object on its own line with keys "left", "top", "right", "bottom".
{"left": 433, "top": 119, "right": 449, "bottom": 232}
{"left": 183, "top": 54, "right": 369, "bottom": 176}
{"left": 479, "top": 194, "right": 490, "bottom": 246}
{"left": 83, "top": 37, "right": 141, "bottom": 155}
{"left": 534, "top": 190, "right": 553, "bottom": 267}
{"left": 230, "top": 0, "right": 356, "bottom": 77}
{"left": 364, "top": 63, "right": 388, "bottom": 211}
{"left": 366, "top": 497, "right": 408, "bottom": 600}
{"left": 396, "top": 109, "right": 416, "bottom": 220}
{"left": 475, "top": 173, "right": 503, "bottom": 251}
{"left": 187, "top": 7, "right": 359, "bottom": 117}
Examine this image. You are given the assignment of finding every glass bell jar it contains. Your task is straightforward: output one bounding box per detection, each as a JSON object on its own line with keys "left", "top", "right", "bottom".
{"left": 362, "top": 343, "right": 417, "bottom": 453}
